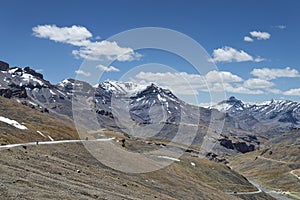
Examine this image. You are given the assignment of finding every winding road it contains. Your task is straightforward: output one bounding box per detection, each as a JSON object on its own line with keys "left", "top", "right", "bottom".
{"left": 257, "top": 155, "right": 290, "bottom": 164}
{"left": 1, "top": 138, "right": 298, "bottom": 199}
{"left": 290, "top": 170, "right": 300, "bottom": 180}
{"left": 0, "top": 138, "right": 115, "bottom": 151}
{"left": 226, "top": 180, "right": 262, "bottom": 195}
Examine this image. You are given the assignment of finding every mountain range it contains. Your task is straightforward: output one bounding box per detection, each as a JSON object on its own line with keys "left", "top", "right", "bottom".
{"left": 213, "top": 96, "right": 300, "bottom": 135}
{"left": 1, "top": 60, "right": 300, "bottom": 199}
{"left": 0, "top": 60, "right": 299, "bottom": 156}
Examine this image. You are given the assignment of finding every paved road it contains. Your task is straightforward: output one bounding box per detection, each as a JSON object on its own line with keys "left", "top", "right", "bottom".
{"left": 0, "top": 138, "right": 115, "bottom": 151}
{"left": 290, "top": 170, "right": 300, "bottom": 180}
{"left": 257, "top": 156, "right": 290, "bottom": 164}
{"left": 226, "top": 180, "right": 262, "bottom": 195}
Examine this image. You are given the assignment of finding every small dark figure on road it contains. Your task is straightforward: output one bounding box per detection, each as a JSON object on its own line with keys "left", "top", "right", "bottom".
{"left": 121, "top": 139, "right": 125, "bottom": 147}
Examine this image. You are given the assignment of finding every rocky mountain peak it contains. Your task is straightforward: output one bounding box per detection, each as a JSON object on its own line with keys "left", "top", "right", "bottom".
{"left": 23, "top": 66, "right": 43, "bottom": 79}
{"left": 0, "top": 60, "right": 9, "bottom": 71}
{"left": 98, "top": 81, "right": 148, "bottom": 96}
{"left": 212, "top": 96, "right": 245, "bottom": 113}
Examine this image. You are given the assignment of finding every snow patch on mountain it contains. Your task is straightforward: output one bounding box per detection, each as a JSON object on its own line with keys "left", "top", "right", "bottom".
{"left": 58, "top": 79, "right": 74, "bottom": 87}
{"left": 100, "top": 81, "right": 148, "bottom": 95}
{"left": 36, "top": 131, "right": 46, "bottom": 138}
{"left": 212, "top": 96, "right": 300, "bottom": 132}
{"left": 0, "top": 116, "right": 28, "bottom": 130}
{"left": 21, "top": 73, "right": 44, "bottom": 86}
{"left": 157, "top": 155, "right": 180, "bottom": 162}
{"left": 211, "top": 96, "right": 250, "bottom": 113}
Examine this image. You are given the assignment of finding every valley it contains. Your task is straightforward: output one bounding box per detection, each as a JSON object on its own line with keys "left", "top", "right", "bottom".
{"left": 0, "top": 61, "right": 299, "bottom": 199}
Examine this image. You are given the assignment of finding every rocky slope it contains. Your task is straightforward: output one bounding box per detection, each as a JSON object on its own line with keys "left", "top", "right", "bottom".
{"left": 0, "top": 136, "right": 274, "bottom": 200}
{"left": 228, "top": 128, "right": 300, "bottom": 199}
{"left": 0, "top": 61, "right": 254, "bottom": 156}
{"left": 212, "top": 96, "right": 300, "bottom": 135}
{"left": 0, "top": 96, "right": 78, "bottom": 145}
{"left": 0, "top": 60, "right": 296, "bottom": 156}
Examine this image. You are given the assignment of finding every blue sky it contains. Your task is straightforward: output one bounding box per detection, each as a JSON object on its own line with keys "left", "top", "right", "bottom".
{"left": 1, "top": 0, "right": 300, "bottom": 104}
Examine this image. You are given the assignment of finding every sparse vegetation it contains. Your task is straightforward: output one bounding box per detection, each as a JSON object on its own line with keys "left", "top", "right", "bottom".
{"left": 0, "top": 96, "right": 78, "bottom": 145}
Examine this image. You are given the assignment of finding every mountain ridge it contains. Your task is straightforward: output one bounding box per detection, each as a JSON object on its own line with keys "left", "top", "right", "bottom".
{"left": 212, "top": 96, "right": 300, "bottom": 135}
{"left": 0, "top": 60, "right": 298, "bottom": 156}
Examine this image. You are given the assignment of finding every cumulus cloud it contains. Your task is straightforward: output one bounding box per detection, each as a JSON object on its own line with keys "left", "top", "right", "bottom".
{"left": 128, "top": 68, "right": 299, "bottom": 97}
{"left": 205, "top": 70, "right": 243, "bottom": 82}
{"left": 134, "top": 71, "right": 206, "bottom": 95}
{"left": 32, "top": 24, "right": 140, "bottom": 62}
{"left": 72, "top": 41, "right": 141, "bottom": 61}
{"left": 75, "top": 70, "right": 91, "bottom": 77}
{"left": 96, "top": 64, "right": 120, "bottom": 72}
{"left": 283, "top": 88, "right": 300, "bottom": 96}
{"left": 209, "top": 46, "right": 264, "bottom": 63}
{"left": 32, "top": 25, "right": 92, "bottom": 46}
{"left": 267, "top": 88, "right": 282, "bottom": 94}
{"left": 244, "top": 36, "right": 253, "bottom": 42}
{"left": 132, "top": 71, "right": 264, "bottom": 95}
{"left": 250, "top": 31, "right": 271, "bottom": 40}
{"left": 209, "top": 82, "right": 263, "bottom": 94}
{"left": 251, "top": 67, "right": 300, "bottom": 80}
{"left": 243, "top": 78, "right": 274, "bottom": 89}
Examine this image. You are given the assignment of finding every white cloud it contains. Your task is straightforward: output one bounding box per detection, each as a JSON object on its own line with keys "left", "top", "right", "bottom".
{"left": 75, "top": 70, "right": 91, "bottom": 77}
{"left": 250, "top": 31, "right": 271, "bottom": 40}
{"left": 135, "top": 71, "right": 205, "bottom": 85}
{"left": 244, "top": 78, "right": 274, "bottom": 89}
{"left": 208, "top": 82, "right": 264, "bottom": 94}
{"left": 267, "top": 88, "right": 282, "bottom": 94}
{"left": 133, "top": 71, "right": 263, "bottom": 95}
{"left": 99, "top": 66, "right": 298, "bottom": 97}
{"left": 275, "top": 25, "right": 286, "bottom": 29}
{"left": 134, "top": 71, "right": 206, "bottom": 95}
{"left": 33, "top": 24, "right": 140, "bottom": 62}
{"left": 205, "top": 70, "right": 243, "bottom": 82}
{"left": 253, "top": 57, "right": 266, "bottom": 62}
{"left": 72, "top": 40, "right": 141, "bottom": 61}
{"left": 96, "top": 64, "right": 120, "bottom": 72}
{"left": 283, "top": 88, "right": 300, "bottom": 96}
{"left": 244, "top": 36, "right": 253, "bottom": 42}
{"left": 32, "top": 25, "right": 92, "bottom": 46}
{"left": 251, "top": 67, "right": 300, "bottom": 80}
{"left": 209, "top": 46, "right": 264, "bottom": 63}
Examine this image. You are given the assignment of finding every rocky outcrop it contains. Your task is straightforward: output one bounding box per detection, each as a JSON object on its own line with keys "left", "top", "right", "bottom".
{"left": 0, "top": 61, "right": 9, "bottom": 71}
{"left": 219, "top": 138, "right": 256, "bottom": 153}
{"left": 219, "top": 138, "right": 234, "bottom": 150}
{"left": 233, "top": 142, "right": 255, "bottom": 153}
{"left": 206, "top": 152, "right": 228, "bottom": 163}
{"left": 96, "top": 109, "right": 114, "bottom": 118}
{"left": 0, "top": 88, "right": 27, "bottom": 99}
{"left": 0, "top": 88, "right": 13, "bottom": 98}
{"left": 24, "top": 67, "right": 43, "bottom": 79}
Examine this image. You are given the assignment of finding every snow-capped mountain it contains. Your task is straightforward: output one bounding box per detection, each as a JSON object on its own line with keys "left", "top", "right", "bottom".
{"left": 128, "top": 83, "right": 182, "bottom": 124}
{"left": 99, "top": 81, "right": 148, "bottom": 96}
{"left": 212, "top": 96, "right": 250, "bottom": 114}
{"left": 0, "top": 65, "right": 80, "bottom": 119}
{"left": 213, "top": 96, "right": 300, "bottom": 134}
{"left": 0, "top": 60, "right": 294, "bottom": 154}
{"left": 0, "top": 61, "right": 191, "bottom": 127}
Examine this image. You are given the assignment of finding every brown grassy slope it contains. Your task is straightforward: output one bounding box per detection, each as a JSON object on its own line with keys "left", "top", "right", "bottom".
{"left": 0, "top": 141, "right": 275, "bottom": 200}
{"left": 228, "top": 136, "right": 300, "bottom": 199}
{"left": 0, "top": 96, "right": 78, "bottom": 144}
